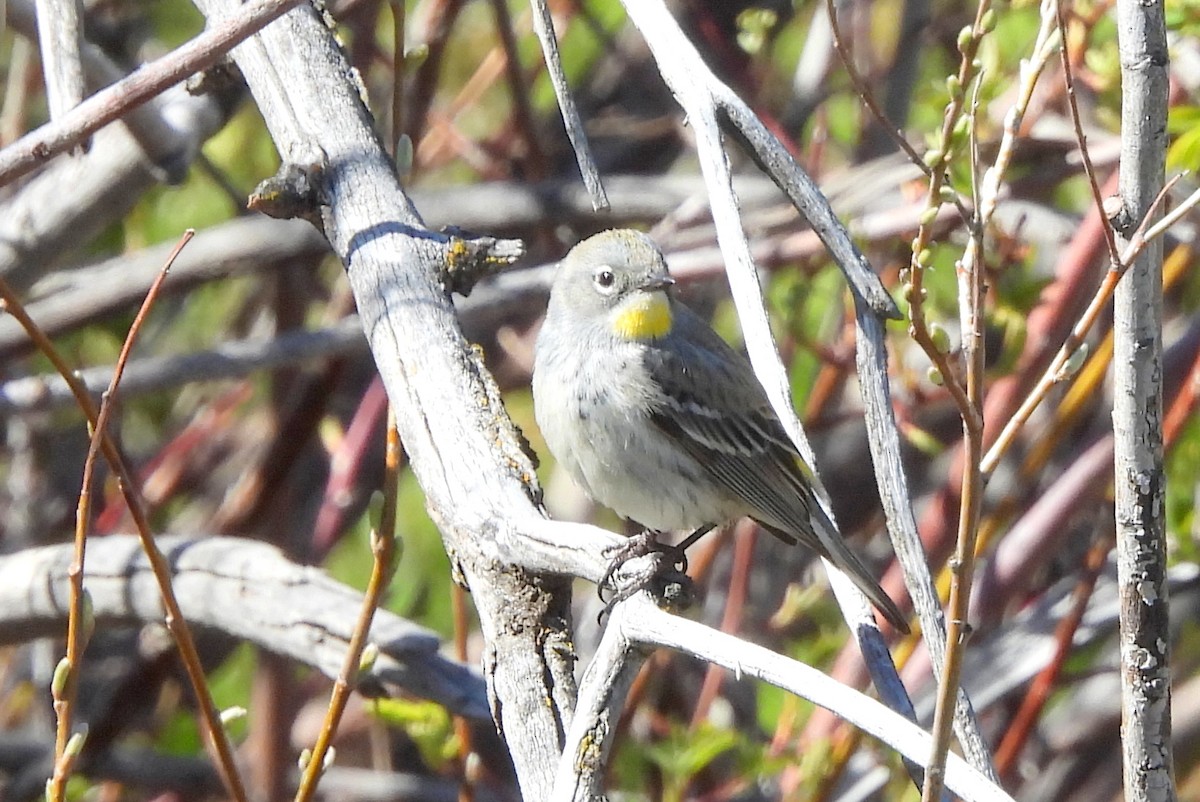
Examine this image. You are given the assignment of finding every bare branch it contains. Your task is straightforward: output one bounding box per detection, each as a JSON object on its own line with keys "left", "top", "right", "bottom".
{"left": 0, "top": 536, "right": 489, "bottom": 719}
{"left": 617, "top": 596, "right": 1014, "bottom": 802}
{"left": 527, "top": 0, "right": 608, "bottom": 211}
{"left": 1113, "top": 0, "right": 1175, "bottom": 796}
{"left": 186, "top": 1, "right": 574, "bottom": 796}
{"left": 0, "top": 0, "right": 304, "bottom": 187}
{"left": 33, "top": 0, "right": 86, "bottom": 123}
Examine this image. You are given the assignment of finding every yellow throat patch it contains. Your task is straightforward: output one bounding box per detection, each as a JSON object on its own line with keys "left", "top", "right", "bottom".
{"left": 612, "top": 292, "right": 673, "bottom": 340}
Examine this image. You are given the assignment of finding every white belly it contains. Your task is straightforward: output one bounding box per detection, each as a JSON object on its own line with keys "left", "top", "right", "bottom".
{"left": 533, "top": 342, "right": 728, "bottom": 531}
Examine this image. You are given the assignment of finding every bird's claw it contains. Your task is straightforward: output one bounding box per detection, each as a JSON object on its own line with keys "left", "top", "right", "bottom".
{"left": 596, "top": 530, "right": 693, "bottom": 624}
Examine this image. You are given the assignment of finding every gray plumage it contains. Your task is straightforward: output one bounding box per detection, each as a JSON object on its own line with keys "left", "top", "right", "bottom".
{"left": 533, "top": 229, "right": 907, "bottom": 633}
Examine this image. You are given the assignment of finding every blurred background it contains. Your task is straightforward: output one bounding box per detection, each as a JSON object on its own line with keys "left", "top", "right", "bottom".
{"left": 1, "top": 0, "right": 1199, "bottom": 799}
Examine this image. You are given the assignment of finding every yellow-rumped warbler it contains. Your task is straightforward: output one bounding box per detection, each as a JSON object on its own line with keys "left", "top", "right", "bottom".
{"left": 533, "top": 229, "right": 908, "bottom": 633}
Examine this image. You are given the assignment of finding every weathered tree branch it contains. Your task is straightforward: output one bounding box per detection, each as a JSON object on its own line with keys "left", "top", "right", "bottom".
{"left": 187, "top": 1, "right": 575, "bottom": 797}
{"left": 0, "top": 536, "right": 490, "bottom": 719}
{"left": 557, "top": 595, "right": 1012, "bottom": 802}
{"left": 32, "top": 0, "right": 86, "bottom": 124}
{"left": 0, "top": 0, "right": 304, "bottom": 187}
{"left": 1113, "top": 0, "right": 1175, "bottom": 798}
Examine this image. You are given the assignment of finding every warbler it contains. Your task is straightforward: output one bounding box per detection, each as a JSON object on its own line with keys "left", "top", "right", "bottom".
{"left": 532, "top": 229, "right": 908, "bottom": 633}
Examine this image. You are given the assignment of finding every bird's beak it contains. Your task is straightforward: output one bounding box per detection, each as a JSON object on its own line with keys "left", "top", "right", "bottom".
{"left": 639, "top": 275, "right": 675, "bottom": 292}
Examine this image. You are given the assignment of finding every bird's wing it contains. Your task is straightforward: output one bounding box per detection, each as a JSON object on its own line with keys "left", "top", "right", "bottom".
{"left": 648, "top": 390, "right": 823, "bottom": 544}
{"left": 641, "top": 320, "right": 826, "bottom": 545}
{"left": 644, "top": 309, "right": 910, "bottom": 633}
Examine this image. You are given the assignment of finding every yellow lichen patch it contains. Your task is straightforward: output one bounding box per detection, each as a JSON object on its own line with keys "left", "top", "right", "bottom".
{"left": 611, "top": 292, "right": 672, "bottom": 340}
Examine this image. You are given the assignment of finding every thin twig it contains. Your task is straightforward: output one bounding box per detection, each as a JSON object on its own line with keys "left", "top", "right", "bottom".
{"left": 52, "top": 230, "right": 187, "bottom": 777}
{"left": 903, "top": 0, "right": 994, "bottom": 434}
{"left": 920, "top": 7, "right": 1062, "bottom": 797}
{"left": 0, "top": 233, "right": 249, "bottom": 802}
{"left": 922, "top": 191, "right": 986, "bottom": 802}
{"left": 1138, "top": 181, "right": 1200, "bottom": 243}
{"left": 294, "top": 413, "right": 402, "bottom": 802}
{"left": 1054, "top": 0, "right": 1122, "bottom": 266}
{"left": 527, "top": 0, "right": 608, "bottom": 211}
{"left": 981, "top": 178, "right": 1196, "bottom": 474}
{"left": 390, "top": 0, "right": 407, "bottom": 156}
{"left": 34, "top": 0, "right": 87, "bottom": 123}
{"left": 44, "top": 231, "right": 250, "bottom": 802}
{"left": 0, "top": 0, "right": 303, "bottom": 187}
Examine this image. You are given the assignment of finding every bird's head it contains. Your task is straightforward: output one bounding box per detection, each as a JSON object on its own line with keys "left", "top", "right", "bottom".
{"left": 549, "top": 229, "right": 676, "bottom": 341}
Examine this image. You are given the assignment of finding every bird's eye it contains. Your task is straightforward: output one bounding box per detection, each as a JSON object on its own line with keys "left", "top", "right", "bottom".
{"left": 594, "top": 268, "right": 615, "bottom": 290}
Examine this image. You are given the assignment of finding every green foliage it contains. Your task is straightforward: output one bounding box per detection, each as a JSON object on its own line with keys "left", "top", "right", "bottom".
{"left": 1050, "top": 174, "right": 1097, "bottom": 215}
{"left": 642, "top": 723, "right": 737, "bottom": 790}
{"left": 369, "top": 698, "right": 459, "bottom": 769}
{"left": 145, "top": 1, "right": 205, "bottom": 48}
{"left": 1083, "top": 19, "right": 1122, "bottom": 130}
{"left": 979, "top": 4, "right": 1046, "bottom": 80}
{"left": 766, "top": 5, "right": 807, "bottom": 78}
{"left": 756, "top": 680, "right": 793, "bottom": 736}
{"left": 1167, "top": 106, "right": 1200, "bottom": 172}
{"left": 613, "top": 720, "right": 782, "bottom": 802}
{"left": 736, "top": 8, "right": 780, "bottom": 56}
{"left": 1166, "top": 0, "right": 1200, "bottom": 36}
{"left": 822, "top": 92, "right": 866, "bottom": 151}
{"left": 1167, "top": 414, "right": 1200, "bottom": 563}
{"left": 61, "top": 776, "right": 92, "bottom": 802}
{"left": 125, "top": 105, "right": 280, "bottom": 248}
{"left": 204, "top": 105, "right": 283, "bottom": 190}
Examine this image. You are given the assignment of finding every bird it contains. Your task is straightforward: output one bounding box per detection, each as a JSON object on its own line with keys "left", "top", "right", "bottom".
{"left": 532, "top": 229, "right": 908, "bottom": 633}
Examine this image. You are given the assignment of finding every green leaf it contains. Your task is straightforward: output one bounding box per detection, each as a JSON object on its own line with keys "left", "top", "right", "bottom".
{"left": 369, "top": 698, "right": 458, "bottom": 768}
{"left": 1167, "top": 106, "right": 1200, "bottom": 171}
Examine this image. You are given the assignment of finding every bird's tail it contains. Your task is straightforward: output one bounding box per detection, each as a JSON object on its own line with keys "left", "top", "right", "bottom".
{"left": 762, "top": 517, "right": 910, "bottom": 635}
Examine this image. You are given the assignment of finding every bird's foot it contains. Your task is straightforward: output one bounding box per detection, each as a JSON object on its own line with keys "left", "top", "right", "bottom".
{"left": 598, "top": 529, "right": 683, "bottom": 592}
{"left": 596, "top": 529, "right": 702, "bottom": 622}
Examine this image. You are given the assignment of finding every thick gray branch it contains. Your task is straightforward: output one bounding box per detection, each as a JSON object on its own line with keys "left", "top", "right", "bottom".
{"left": 186, "top": 2, "right": 576, "bottom": 797}
{"left": 1114, "top": 0, "right": 1175, "bottom": 799}
{"left": 0, "top": 536, "right": 489, "bottom": 720}
{"left": 0, "top": 316, "right": 366, "bottom": 414}
{"left": 616, "top": 596, "right": 1012, "bottom": 802}
{"left": 0, "top": 217, "right": 325, "bottom": 356}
